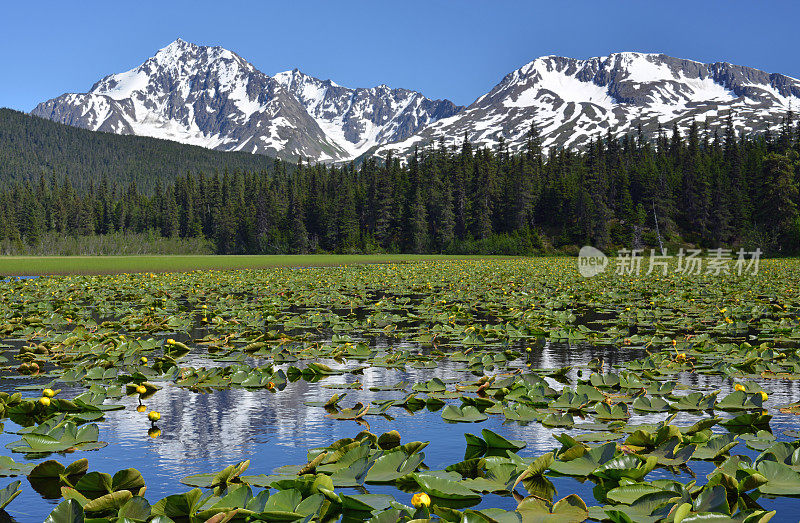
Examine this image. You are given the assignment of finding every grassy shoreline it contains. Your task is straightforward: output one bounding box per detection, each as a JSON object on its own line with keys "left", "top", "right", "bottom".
{"left": 0, "top": 254, "right": 511, "bottom": 276}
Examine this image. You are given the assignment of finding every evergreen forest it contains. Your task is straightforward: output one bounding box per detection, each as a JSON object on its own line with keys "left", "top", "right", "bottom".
{"left": 2, "top": 108, "right": 799, "bottom": 256}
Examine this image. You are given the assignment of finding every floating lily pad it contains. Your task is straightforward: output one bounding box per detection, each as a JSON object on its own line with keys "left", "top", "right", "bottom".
{"left": 441, "top": 405, "right": 487, "bottom": 423}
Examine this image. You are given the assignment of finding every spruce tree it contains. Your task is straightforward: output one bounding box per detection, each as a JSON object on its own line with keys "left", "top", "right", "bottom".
{"left": 757, "top": 153, "right": 800, "bottom": 252}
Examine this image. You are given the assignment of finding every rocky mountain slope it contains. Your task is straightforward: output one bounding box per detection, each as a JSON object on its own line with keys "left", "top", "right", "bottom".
{"left": 32, "top": 39, "right": 461, "bottom": 162}
{"left": 33, "top": 44, "right": 800, "bottom": 162}
{"left": 375, "top": 52, "right": 800, "bottom": 158}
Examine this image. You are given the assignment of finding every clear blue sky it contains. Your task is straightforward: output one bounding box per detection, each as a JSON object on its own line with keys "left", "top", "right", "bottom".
{"left": 2, "top": 0, "right": 799, "bottom": 111}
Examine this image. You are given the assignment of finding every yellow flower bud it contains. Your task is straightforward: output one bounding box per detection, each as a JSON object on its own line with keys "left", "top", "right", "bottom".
{"left": 411, "top": 492, "right": 431, "bottom": 508}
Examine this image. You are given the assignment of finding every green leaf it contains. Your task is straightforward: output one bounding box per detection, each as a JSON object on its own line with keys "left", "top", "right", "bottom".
{"left": 756, "top": 460, "right": 800, "bottom": 496}
{"left": 441, "top": 405, "right": 488, "bottom": 423}
{"left": 517, "top": 494, "right": 588, "bottom": 522}
{"left": 649, "top": 438, "right": 696, "bottom": 466}
{"left": 716, "top": 391, "right": 763, "bottom": 411}
{"left": 549, "top": 442, "right": 616, "bottom": 476}
{"left": 0, "top": 480, "right": 21, "bottom": 511}
{"left": 74, "top": 472, "right": 113, "bottom": 499}
{"left": 512, "top": 452, "right": 554, "bottom": 492}
{"left": 83, "top": 490, "right": 133, "bottom": 513}
{"left": 29, "top": 459, "right": 66, "bottom": 479}
{"left": 118, "top": 496, "right": 152, "bottom": 520}
{"left": 112, "top": 468, "right": 145, "bottom": 492}
{"left": 365, "top": 450, "right": 425, "bottom": 483}
{"left": 0, "top": 455, "right": 35, "bottom": 477}
{"left": 693, "top": 434, "right": 738, "bottom": 460}
{"left": 631, "top": 396, "right": 670, "bottom": 413}
{"left": 693, "top": 485, "right": 730, "bottom": 514}
{"left": 151, "top": 488, "right": 204, "bottom": 518}
{"left": 412, "top": 473, "right": 482, "bottom": 501}
{"left": 45, "top": 499, "right": 85, "bottom": 523}
{"left": 593, "top": 455, "right": 657, "bottom": 482}
{"left": 480, "top": 429, "right": 526, "bottom": 451}
{"left": 605, "top": 483, "right": 666, "bottom": 505}
{"left": 340, "top": 494, "right": 394, "bottom": 512}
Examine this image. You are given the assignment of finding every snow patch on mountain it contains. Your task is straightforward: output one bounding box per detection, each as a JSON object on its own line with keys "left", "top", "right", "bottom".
{"left": 32, "top": 39, "right": 460, "bottom": 162}
{"left": 505, "top": 68, "right": 614, "bottom": 110}
{"left": 373, "top": 52, "right": 800, "bottom": 159}
{"left": 616, "top": 53, "right": 676, "bottom": 83}
{"left": 31, "top": 43, "right": 800, "bottom": 163}
{"left": 272, "top": 69, "right": 462, "bottom": 159}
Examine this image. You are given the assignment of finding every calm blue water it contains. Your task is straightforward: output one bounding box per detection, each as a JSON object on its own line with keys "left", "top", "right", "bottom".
{"left": 1, "top": 341, "right": 799, "bottom": 521}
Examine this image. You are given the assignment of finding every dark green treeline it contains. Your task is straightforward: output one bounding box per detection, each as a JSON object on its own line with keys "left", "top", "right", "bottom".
{"left": 0, "top": 109, "right": 276, "bottom": 192}
{"left": 2, "top": 113, "right": 799, "bottom": 255}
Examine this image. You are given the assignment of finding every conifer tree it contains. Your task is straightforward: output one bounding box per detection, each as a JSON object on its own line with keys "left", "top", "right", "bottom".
{"left": 757, "top": 153, "right": 800, "bottom": 252}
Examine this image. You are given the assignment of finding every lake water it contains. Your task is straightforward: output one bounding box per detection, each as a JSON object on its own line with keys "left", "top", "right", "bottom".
{"left": 1, "top": 339, "right": 799, "bottom": 521}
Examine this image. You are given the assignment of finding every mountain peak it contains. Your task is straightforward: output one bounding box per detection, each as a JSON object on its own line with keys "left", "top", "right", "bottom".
{"left": 374, "top": 51, "right": 800, "bottom": 159}
{"left": 34, "top": 44, "right": 799, "bottom": 164}
{"left": 32, "top": 39, "right": 461, "bottom": 162}
{"left": 273, "top": 68, "right": 307, "bottom": 82}
{"left": 161, "top": 37, "right": 192, "bottom": 50}
{"left": 148, "top": 38, "right": 248, "bottom": 70}
{"left": 152, "top": 38, "right": 202, "bottom": 62}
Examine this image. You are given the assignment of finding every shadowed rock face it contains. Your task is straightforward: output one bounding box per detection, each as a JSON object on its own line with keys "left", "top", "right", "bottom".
{"left": 31, "top": 39, "right": 461, "bottom": 163}
{"left": 32, "top": 46, "right": 800, "bottom": 163}
{"left": 374, "top": 52, "right": 800, "bottom": 159}
{"left": 273, "top": 69, "right": 462, "bottom": 159}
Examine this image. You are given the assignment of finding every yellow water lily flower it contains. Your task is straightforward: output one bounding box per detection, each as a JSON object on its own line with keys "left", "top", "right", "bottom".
{"left": 411, "top": 492, "right": 431, "bottom": 508}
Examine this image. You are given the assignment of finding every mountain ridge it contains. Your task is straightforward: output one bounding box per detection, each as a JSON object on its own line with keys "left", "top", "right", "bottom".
{"left": 32, "top": 39, "right": 461, "bottom": 162}
{"left": 31, "top": 41, "right": 800, "bottom": 163}
{"left": 373, "top": 51, "right": 800, "bottom": 159}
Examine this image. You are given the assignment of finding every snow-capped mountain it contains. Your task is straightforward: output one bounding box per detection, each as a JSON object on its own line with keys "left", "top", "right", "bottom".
{"left": 33, "top": 44, "right": 800, "bottom": 163}
{"left": 273, "top": 69, "right": 461, "bottom": 159}
{"left": 374, "top": 52, "right": 800, "bottom": 158}
{"left": 31, "top": 39, "right": 461, "bottom": 162}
